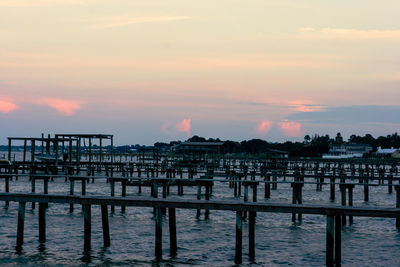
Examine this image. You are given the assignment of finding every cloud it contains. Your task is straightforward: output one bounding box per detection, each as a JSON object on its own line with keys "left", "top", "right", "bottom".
{"left": 37, "top": 98, "right": 81, "bottom": 116}
{"left": 373, "top": 72, "right": 400, "bottom": 81}
{"left": 288, "top": 101, "right": 326, "bottom": 112}
{"left": 161, "top": 121, "right": 172, "bottom": 134}
{"left": 288, "top": 105, "right": 400, "bottom": 124}
{"left": 256, "top": 121, "right": 272, "bottom": 135}
{"left": 278, "top": 120, "right": 302, "bottom": 137}
{"left": 0, "top": 100, "right": 18, "bottom": 113}
{"left": 0, "top": 0, "right": 83, "bottom": 7}
{"left": 299, "top": 27, "right": 400, "bottom": 40}
{"left": 175, "top": 118, "right": 191, "bottom": 136}
{"left": 87, "top": 16, "right": 192, "bottom": 29}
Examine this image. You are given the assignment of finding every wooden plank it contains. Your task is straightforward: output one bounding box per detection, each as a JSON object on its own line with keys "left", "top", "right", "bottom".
{"left": 0, "top": 193, "right": 399, "bottom": 218}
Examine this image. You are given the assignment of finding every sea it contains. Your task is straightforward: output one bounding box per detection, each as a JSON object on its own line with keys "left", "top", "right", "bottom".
{"left": 0, "top": 152, "right": 399, "bottom": 266}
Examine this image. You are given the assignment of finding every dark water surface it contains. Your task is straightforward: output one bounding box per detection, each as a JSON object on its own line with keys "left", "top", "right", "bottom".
{"left": 1, "top": 172, "right": 400, "bottom": 266}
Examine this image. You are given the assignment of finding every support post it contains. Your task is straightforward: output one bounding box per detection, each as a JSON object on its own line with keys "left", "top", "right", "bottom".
{"left": 326, "top": 214, "right": 334, "bottom": 267}
{"left": 83, "top": 204, "right": 91, "bottom": 253}
{"left": 70, "top": 179, "right": 74, "bottom": 212}
{"left": 169, "top": 208, "right": 177, "bottom": 256}
{"left": 39, "top": 202, "right": 46, "bottom": 243}
{"left": 249, "top": 211, "right": 255, "bottom": 261}
{"left": 335, "top": 215, "right": 342, "bottom": 266}
{"left": 155, "top": 207, "right": 162, "bottom": 259}
{"left": 235, "top": 211, "right": 243, "bottom": 264}
{"left": 101, "top": 205, "right": 110, "bottom": 247}
{"left": 16, "top": 202, "right": 26, "bottom": 249}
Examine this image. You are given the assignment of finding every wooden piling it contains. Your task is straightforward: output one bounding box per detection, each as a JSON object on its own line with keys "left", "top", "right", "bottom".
{"left": 249, "top": 211, "right": 255, "bottom": 261}
{"left": 326, "top": 214, "right": 334, "bottom": 267}
{"left": 396, "top": 185, "right": 400, "bottom": 229}
{"left": 155, "top": 207, "right": 162, "bottom": 258}
{"left": 101, "top": 205, "right": 110, "bottom": 247}
{"left": 335, "top": 215, "right": 342, "bottom": 266}
{"left": 110, "top": 180, "right": 115, "bottom": 213}
{"left": 168, "top": 207, "right": 177, "bottom": 256}
{"left": 83, "top": 204, "right": 91, "bottom": 253}
{"left": 264, "top": 175, "right": 270, "bottom": 199}
{"left": 364, "top": 176, "right": 369, "bottom": 202}
{"left": 235, "top": 211, "right": 243, "bottom": 264}
{"left": 31, "top": 178, "right": 35, "bottom": 209}
{"left": 197, "top": 184, "right": 201, "bottom": 217}
{"left": 340, "top": 186, "right": 346, "bottom": 225}
{"left": 121, "top": 180, "right": 126, "bottom": 213}
{"left": 5, "top": 177, "right": 9, "bottom": 207}
{"left": 16, "top": 202, "right": 26, "bottom": 249}
{"left": 330, "top": 177, "right": 335, "bottom": 201}
{"left": 69, "top": 179, "right": 74, "bottom": 212}
{"left": 39, "top": 202, "right": 46, "bottom": 243}
{"left": 349, "top": 186, "right": 354, "bottom": 225}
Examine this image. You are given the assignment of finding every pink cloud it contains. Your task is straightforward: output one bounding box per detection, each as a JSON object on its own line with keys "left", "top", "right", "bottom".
{"left": 288, "top": 101, "right": 325, "bottom": 112}
{"left": 38, "top": 98, "right": 81, "bottom": 116}
{"left": 175, "top": 118, "right": 191, "bottom": 136}
{"left": 278, "top": 120, "right": 302, "bottom": 137}
{"left": 0, "top": 100, "right": 18, "bottom": 113}
{"left": 256, "top": 120, "right": 272, "bottom": 135}
{"left": 161, "top": 121, "right": 172, "bottom": 134}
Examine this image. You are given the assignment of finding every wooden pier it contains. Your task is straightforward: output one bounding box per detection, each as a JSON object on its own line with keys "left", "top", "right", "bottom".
{"left": 0, "top": 193, "right": 399, "bottom": 266}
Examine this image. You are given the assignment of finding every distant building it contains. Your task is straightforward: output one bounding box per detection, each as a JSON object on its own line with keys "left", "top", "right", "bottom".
{"left": 175, "top": 142, "right": 224, "bottom": 154}
{"left": 323, "top": 143, "right": 373, "bottom": 159}
{"left": 264, "top": 149, "right": 289, "bottom": 158}
{"left": 375, "top": 147, "right": 400, "bottom": 158}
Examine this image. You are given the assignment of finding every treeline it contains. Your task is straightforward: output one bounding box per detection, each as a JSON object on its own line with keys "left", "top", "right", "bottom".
{"left": 154, "top": 133, "right": 400, "bottom": 157}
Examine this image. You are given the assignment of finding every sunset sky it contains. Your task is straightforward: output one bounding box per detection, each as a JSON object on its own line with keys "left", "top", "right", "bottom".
{"left": 1, "top": 0, "right": 400, "bottom": 145}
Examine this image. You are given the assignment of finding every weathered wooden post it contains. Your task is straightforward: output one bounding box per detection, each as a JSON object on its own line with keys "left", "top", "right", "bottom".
{"left": 395, "top": 185, "right": 400, "bottom": 230}
{"left": 69, "top": 178, "right": 74, "bottom": 212}
{"left": 39, "top": 202, "right": 46, "bottom": 243}
{"left": 348, "top": 185, "right": 354, "bottom": 225}
{"left": 197, "top": 182, "right": 201, "bottom": 217}
{"left": 83, "top": 204, "right": 91, "bottom": 253}
{"left": 31, "top": 178, "right": 36, "bottom": 209}
{"left": 121, "top": 180, "right": 126, "bottom": 213}
{"left": 388, "top": 174, "right": 393, "bottom": 194}
{"left": 101, "top": 205, "right": 110, "bottom": 247}
{"left": 364, "top": 175, "right": 369, "bottom": 202}
{"left": 110, "top": 179, "right": 115, "bottom": 213}
{"left": 264, "top": 175, "right": 271, "bottom": 199}
{"left": 291, "top": 180, "right": 303, "bottom": 222}
{"left": 326, "top": 213, "right": 334, "bottom": 267}
{"left": 330, "top": 176, "right": 335, "bottom": 201}
{"left": 340, "top": 185, "right": 347, "bottom": 226}
{"left": 235, "top": 211, "right": 243, "bottom": 264}
{"left": 5, "top": 176, "right": 9, "bottom": 207}
{"left": 205, "top": 183, "right": 210, "bottom": 218}
{"left": 335, "top": 215, "right": 342, "bottom": 266}
{"left": 155, "top": 207, "right": 163, "bottom": 258}
{"left": 16, "top": 201, "right": 26, "bottom": 249}
{"left": 169, "top": 207, "right": 177, "bottom": 256}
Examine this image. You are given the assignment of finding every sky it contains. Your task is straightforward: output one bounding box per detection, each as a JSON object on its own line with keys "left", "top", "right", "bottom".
{"left": 1, "top": 0, "right": 400, "bottom": 145}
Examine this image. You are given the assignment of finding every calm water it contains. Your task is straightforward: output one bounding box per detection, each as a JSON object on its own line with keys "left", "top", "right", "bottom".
{"left": 1, "top": 156, "right": 400, "bottom": 266}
